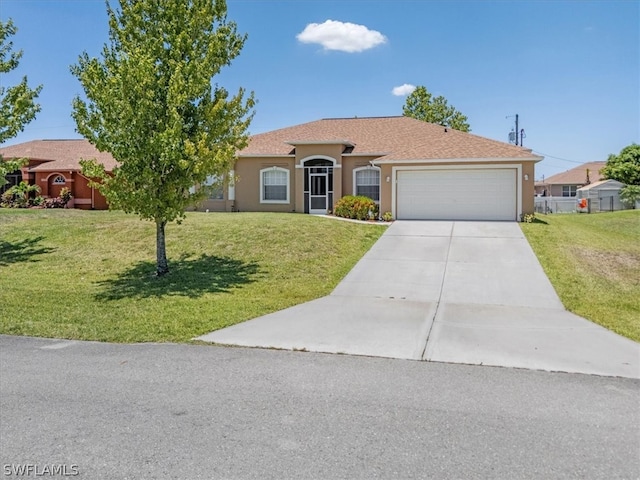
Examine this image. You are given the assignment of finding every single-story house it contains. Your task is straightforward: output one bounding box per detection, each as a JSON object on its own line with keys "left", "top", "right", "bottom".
{"left": 535, "top": 161, "right": 605, "bottom": 197}
{"left": 2, "top": 116, "right": 543, "bottom": 220}
{"left": 199, "top": 116, "right": 542, "bottom": 221}
{"left": 0, "top": 139, "right": 117, "bottom": 209}
{"left": 576, "top": 179, "right": 626, "bottom": 212}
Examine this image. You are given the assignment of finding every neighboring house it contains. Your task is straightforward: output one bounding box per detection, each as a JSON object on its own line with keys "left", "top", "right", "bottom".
{"left": 0, "top": 139, "right": 117, "bottom": 209}
{"left": 577, "top": 179, "right": 626, "bottom": 212}
{"left": 535, "top": 161, "right": 606, "bottom": 197}
{"left": 199, "top": 116, "right": 542, "bottom": 221}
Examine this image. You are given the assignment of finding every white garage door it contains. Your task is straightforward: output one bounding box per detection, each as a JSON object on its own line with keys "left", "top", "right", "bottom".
{"left": 396, "top": 168, "right": 517, "bottom": 221}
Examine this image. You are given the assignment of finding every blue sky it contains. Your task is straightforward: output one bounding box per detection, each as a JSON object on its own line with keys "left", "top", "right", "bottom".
{"left": 1, "top": 0, "right": 638, "bottom": 181}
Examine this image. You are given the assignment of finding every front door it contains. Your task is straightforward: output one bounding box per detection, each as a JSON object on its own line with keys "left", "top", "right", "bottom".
{"left": 309, "top": 172, "right": 328, "bottom": 214}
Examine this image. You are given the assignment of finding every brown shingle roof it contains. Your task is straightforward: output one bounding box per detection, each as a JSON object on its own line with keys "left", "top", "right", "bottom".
{"left": 536, "top": 162, "right": 606, "bottom": 186}
{"left": 241, "top": 116, "right": 541, "bottom": 161}
{"left": 0, "top": 139, "right": 117, "bottom": 172}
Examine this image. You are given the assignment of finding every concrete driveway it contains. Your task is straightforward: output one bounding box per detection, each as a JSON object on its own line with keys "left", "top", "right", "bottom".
{"left": 197, "top": 221, "right": 640, "bottom": 378}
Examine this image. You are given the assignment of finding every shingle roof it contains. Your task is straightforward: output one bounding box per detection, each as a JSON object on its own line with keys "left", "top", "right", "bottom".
{"left": 0, "top": 139, "right": 117, "bottom": 172}
{"left": 537, "top": 162, "right": 606, "bottom": 186}
{"left": 241, "top": 116, "right": 541, "bottom": 161}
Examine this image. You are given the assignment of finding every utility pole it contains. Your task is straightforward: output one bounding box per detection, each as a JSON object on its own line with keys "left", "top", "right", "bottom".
{"left": 507, "top": 114, "right": 525, "bottom": 146}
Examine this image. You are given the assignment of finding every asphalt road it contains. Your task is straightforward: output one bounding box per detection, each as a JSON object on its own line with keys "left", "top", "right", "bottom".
{"left": 1, "top": 335, "right": 639, "bottom": 479}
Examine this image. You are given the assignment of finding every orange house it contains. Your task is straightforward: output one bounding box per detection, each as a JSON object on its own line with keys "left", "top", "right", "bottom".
{"left": 0, "top": 139, "right": 117, "bottom": 210}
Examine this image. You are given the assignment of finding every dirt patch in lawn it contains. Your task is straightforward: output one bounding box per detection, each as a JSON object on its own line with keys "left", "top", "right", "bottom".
{"left": 572, "top": 248, "right": 640, "bottom": 285}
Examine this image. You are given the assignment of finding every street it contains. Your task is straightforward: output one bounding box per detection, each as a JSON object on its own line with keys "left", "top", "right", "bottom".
{"left": 1, "top": 335, "right": 638, "bottom": 479}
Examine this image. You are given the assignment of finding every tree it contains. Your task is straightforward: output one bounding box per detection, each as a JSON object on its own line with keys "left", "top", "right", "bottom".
{"left": 0, "top": 19, "right": 42, "bottom": 186}
{"left": 402, "top": 85, "right": 470, "bottom": 132}
{"left": 72, "top": 0, "right": 255, "bottom": 276}
{"left": 619, "top": 185, "right": 640, "bottom": 208}
{"left": 600, "top": 144, "right": 640, "bottom": 186}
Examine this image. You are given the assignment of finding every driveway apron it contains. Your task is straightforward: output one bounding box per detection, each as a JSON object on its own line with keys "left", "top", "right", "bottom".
{"left": 197, "top": 221, "right": 640, "bottom": 378}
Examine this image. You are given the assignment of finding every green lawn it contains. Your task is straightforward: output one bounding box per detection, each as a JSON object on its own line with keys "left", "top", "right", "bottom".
{"left": 0, "top": 210, "right": 386, "bottom": 342}
{"left": 521, "top": 210, "right": 640, "bottom": 342}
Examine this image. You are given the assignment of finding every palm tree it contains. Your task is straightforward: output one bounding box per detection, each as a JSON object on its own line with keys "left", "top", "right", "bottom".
{"left": 7, "top": 181, "right": 40, "bottom": 207}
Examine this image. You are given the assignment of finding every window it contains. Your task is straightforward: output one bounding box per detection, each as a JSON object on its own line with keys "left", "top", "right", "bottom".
{"left": 562, "top": 185, "right": 577, "bottom": 197}
{"left": 52, "top": 175, "right": 66, "bottom": 185}
{"left": 354, "top": 167, "right": 380, "bottom": 202}
{"left": 204, "top": 175, "right": 224, "bottom": 200}
{"left": 260, "top": 167, "right": 289, "bottom": 203}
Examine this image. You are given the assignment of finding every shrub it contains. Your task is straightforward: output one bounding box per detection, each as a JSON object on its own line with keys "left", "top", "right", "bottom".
{"left": 59, "top": 187, "right": 72, "bottom": 205}
{"left": 334, "top": 195, "right": 379, "bottom": 220}
{"left": 0, "top": 181, "right": 41, "bottom": 208}
{"left": 44, "top": 197, "right": 67, "bottom": 208}
{"left": 382, "top": 211, "right": 393, "bottom": 222}
{"left": 620, "top": 185, "right": 640, "bottom": 208}
{"left": 1, "top": 190, "right": 15, "bottom": 208}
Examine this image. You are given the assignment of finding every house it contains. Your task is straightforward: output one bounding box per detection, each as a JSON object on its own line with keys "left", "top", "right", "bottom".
{"left": 535, "top": 161, "right": 606, "bottom": 197}
{"left": 0, "top": 139, "right": 117, "bottom": 209}
{"left": 576, "top": 179, "right": 626, "bottom": 212}
{"left": 2, "top": 116, "right": 543, "bottom": 220}
{"left": 199, "top": 116, "right": 542, "bottom": 221}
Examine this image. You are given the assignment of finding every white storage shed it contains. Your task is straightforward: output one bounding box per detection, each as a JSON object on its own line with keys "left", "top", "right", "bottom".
{"left": 576, "top": 179, "right": 625, "bottom": 212}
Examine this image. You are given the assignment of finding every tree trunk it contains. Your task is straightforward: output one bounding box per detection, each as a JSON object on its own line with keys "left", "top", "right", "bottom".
{"left": 155, "top": 219, "right": 169, "bottom": 276}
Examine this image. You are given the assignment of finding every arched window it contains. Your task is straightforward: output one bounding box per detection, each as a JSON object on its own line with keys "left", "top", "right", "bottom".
{"left": 52, "top": 175, "right": 66, "bottom": 185}
{"left": 260, "top": 167, "right": 289, "bottom": 203}
{"left": 353, "top": 167, "right": 380, "bottom": 202}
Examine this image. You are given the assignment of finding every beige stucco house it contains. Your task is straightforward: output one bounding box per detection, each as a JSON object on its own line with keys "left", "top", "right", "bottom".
{"left": 534, "top": 161, "right": 606, "bottom": 197}
{"left": 200, "top": 116, "right": 542, "bottom": 221}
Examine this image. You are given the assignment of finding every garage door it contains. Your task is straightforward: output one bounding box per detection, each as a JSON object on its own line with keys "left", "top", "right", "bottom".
{"left": 396, "top": 168, "right": 517, "bottom": 221}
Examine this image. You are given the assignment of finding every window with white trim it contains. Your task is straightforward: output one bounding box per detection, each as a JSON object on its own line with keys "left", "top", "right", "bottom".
{"left": 354, "top": 167, "right": 380, "bottom": 202}
{"left": 562, "top": 185, "right": 577, "bottom": 197}
{"left": 52, "top": 175, "right": 66, "bottom": 185}
{"left": 260, "top": 167, "right": 289, "bottom": 203}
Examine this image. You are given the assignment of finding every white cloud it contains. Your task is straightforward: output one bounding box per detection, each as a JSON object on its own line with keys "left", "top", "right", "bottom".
{"left": 392, "top": 84, "right": 416, "bottom": 96}
{"left": 296, "top": 19, "right": 387, "bottom": 53}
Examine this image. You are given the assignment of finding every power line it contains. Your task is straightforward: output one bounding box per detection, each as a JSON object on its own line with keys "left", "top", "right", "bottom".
{"left": 532, "top": 150, "right": 584, "bottom": 164}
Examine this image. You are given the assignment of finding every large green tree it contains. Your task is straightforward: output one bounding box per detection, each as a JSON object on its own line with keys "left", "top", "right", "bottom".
{"left": 601, "top": 144, "right": 640, "bottom": 186}
{"left": 72, "top": 0, "right": 255, "bottom": 275}
{"left": 0, "top": 19, "right": 42, "bottom": 187}
{"left": 402, "top": 85, "right": 470, "bottom": 132}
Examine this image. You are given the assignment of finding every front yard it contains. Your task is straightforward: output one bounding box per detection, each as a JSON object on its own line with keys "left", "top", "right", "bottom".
{"left": 2, "top": 209, "right": 638, "bottom": 344}
{"left": 521, "top": 210, "right": 640, "bottom": 342}
{"left": 0, "top": 210, "right": 385, "bottom": 342}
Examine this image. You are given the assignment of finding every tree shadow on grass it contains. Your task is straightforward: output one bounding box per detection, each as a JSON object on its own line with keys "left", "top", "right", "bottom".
{"left": 0, "top": 237, "right": 55, "bottom": 267}
{"left": 94, "top": 254, "right": 261, "bottom": 300}
{"left": 531, "top": 217, "right": 549, "bottom": 225}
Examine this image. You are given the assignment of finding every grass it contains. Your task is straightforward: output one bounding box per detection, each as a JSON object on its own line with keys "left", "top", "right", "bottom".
{"left": 521, "top": 210, "right": 640, "bottom": 342}
{"left": 0, "top": 209, "right": 386, "bottom": 342}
